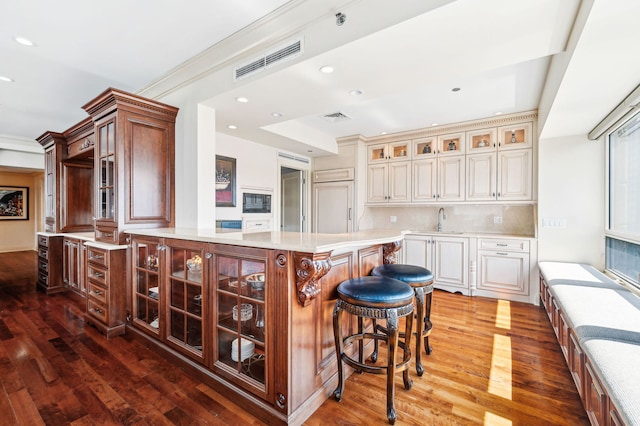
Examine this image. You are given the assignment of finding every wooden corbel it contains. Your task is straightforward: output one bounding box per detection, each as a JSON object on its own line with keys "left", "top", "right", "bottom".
{"left": 383, "top": 240, "right": 402, "bottom": 264}
{"left": 293, "top": 251, "right": 332, "bottom": 307}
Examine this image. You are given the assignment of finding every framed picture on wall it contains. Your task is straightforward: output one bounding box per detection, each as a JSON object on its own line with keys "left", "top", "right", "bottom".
{"left": 215, "top": 155, "right": 236, "bottom": 207}
{"left": 0, "top": 186, "right": 29, "bottom": 220}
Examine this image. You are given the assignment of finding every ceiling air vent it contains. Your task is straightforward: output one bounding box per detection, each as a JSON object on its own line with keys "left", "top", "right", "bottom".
{"left": 322, "top": 112, "right": 350, "bottom": 123}
{"left": 234, "top": 38, "right": 303, "bottom": 81}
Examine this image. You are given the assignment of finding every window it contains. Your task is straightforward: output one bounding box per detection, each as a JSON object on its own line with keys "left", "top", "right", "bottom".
{"left": 606, "top": 111, "right": 640, "bottom": 287}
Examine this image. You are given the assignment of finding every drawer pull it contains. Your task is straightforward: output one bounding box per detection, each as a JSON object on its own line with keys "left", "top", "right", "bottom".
{"left": 93, "top": 272, "right": 104, "bottom": 278}
{"left": 92, "top": 254, "right": 104, "bottom": 260}
{"left": 93, "top": 307, "right": 104, "bottom": 314}
{"left": 496, "top": 243, "right": 508, "bottom": 247}
{"left": 103, "top": 233, "right": 113, "bottom": 237}
{"left": 496, "top": 252, "right": 509, "bottom": 256}
{"left": 92, "top": 290, "right": 103, "bottom": 296}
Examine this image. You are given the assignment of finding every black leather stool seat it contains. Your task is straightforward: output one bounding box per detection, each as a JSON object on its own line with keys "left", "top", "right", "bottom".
{"left": 337, "top": 276, "right": 415, "bottom": 308}
{"left": 372, "top": 264, "right": 435, "bottom": 377}
{"left": 333, "top": 276, "right": 415, "bottom": 424}
{"left": 372, "top": 264, "right": 434, "bottom": 284}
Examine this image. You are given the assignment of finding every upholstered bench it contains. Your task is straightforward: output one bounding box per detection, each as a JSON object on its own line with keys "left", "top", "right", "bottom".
{"left": 539, "top": 261, "right": 640, "bottom": 426}
{"left": 581, "top": 338, "right": 640, "bottom": 425}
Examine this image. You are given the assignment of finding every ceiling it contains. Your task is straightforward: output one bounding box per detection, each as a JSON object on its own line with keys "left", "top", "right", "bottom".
{"left": 1, "top": 0, "right": 640, "bottom": 164}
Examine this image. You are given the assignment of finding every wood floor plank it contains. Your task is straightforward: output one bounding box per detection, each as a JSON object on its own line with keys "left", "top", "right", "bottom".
{"left": 0, "top": 251, "right": 588, "bottom": 425}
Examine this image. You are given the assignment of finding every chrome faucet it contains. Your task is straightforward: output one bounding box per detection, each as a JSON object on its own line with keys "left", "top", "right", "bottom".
{"left": 437, "top": 207, "right": 446, "bottom": 232}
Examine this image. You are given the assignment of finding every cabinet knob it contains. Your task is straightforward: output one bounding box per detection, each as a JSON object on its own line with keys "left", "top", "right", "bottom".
{"left": 204, "top": 253, "right": 213, "bottom": 259}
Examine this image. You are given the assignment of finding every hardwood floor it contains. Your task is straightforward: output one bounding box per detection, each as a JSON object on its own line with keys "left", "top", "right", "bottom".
{"left": 0, "top": 250, "right": 588, "bottom": 425}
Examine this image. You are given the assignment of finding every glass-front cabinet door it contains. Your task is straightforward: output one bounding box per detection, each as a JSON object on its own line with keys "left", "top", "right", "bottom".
{"left": 165, "top": 238, "right": 207, "bottom": 362}
{"left": 214, "top": 247, "right": 269, "bottom": 398}
{"left": 95, "top": 114, "right": 116, "bottom": 221}
{"left": 131, "top": 236, "right": 162, "bottom": 337}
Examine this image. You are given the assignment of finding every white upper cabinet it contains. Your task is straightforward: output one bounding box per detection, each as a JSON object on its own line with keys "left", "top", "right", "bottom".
{"left": 437, "top": 132, "right": 465, "bottom": 156}
{"left": 363, "top": 113, "right": 536, "bottom": 205}
{"left": 411, "top": 137, "right": 465, "bottom": 203}
{"left": 496, "top": 122, "right": 533, "bottom": 150}
{"left": 368, "top": 140, "right": 411, "bottom": 163}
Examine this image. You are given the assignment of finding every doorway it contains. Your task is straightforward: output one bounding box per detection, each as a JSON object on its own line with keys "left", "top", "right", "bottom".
{"left": 280, "top": 166, "right": 305, "bottom": 231}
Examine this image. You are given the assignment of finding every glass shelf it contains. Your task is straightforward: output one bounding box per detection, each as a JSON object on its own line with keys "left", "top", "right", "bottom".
{"left": 216, "top": 255, "right": 267, "bottom": 386}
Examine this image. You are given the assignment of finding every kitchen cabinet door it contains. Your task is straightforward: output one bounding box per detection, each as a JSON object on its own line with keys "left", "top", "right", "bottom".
{"left": 477, "top": 250, "right": 529, "bottom": 296}
{"left": 313, "top": 181, "right": 354, "bottom": 233}
{"left": 432, "top": 236, "right": 468, "bottom": 290}
{"left": 498, "top": 149, "right": 532, "bottom": 201}
{"left": 466, "top": 153, "right": 498, "bottom": 201}
{"left": 412, "top": 159, "right": 437, "bottom": 202}
{"left": 437, "top": 155, "right": 465, "bottom": 202}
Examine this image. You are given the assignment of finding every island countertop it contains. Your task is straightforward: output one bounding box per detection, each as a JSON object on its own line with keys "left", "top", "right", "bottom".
{"left": 125, "top": 227, "right": 407, "bottom": 253}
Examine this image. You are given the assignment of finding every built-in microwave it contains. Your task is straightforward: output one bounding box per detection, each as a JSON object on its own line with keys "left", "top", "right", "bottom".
{"left": 243, "top": 192, "right": 271, "bottom": 214}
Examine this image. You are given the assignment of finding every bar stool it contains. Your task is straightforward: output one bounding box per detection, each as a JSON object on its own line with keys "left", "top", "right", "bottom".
{"left": 372, "top": 264, "right": 434, "bottom": 376}
{"left": 333, "top": 276, "right": 415, "bottom": 425}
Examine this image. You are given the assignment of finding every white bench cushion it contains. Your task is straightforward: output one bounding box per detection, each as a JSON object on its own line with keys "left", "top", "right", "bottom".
{"left": 539, "top": 261, "right": 619, "bottom": 288}
{"left": 582, "top": 339, "right": 640, "bottom": 426}
{"left": 551, "top": 283, "right": 640, "bottom": 343}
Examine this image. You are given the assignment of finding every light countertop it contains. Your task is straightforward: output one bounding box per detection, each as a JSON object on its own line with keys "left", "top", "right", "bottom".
{"left": 125, "top": 228, "right": 408, "bottom": 253}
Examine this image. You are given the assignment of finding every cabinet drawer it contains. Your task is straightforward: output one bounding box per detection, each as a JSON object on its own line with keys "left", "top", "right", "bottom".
{"left": 38, "top": 247, "right": 49, "bottom": 260}
{"left": 87, "top": 299, "right": 108, "bottom": 324}
{"left": 95, "top": 226, "right": 118, "bottom": 244}
{"left": 38, "top": 258, "right": 49, "bottom": 272}
{"left": 87, "top": 282, "right": 108, "bottom": 305}
{"left": 478, "top": 238, "right": 529, "bottom": 252}
{"left": 87, "top": 247, "right": 107, "bottom": 267}
{"left": 86, "top": 264, "right": 107, "bottom": 286}
{"left": 38, "top": 235, "right": 48, "bottom": 247}
{"left": 38, "top": 271, "right": 49, "bottom": 286}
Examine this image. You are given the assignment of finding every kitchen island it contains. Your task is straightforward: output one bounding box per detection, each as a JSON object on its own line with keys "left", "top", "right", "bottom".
{"left": 124, "top": 228, "right": 405, "bottom": 425}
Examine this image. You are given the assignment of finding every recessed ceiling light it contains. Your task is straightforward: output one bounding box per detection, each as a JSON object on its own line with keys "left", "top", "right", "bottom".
{"left": 271, "top": 112, "right": 282, "bottom": 117}
{"left": 494, "top": 111, "right": 503, "bottom": 115}
{"left": 227, "top": 125, "right": 237, "bottom": 130}
{"left": 451, "top": 87, "right": 461, "bottom": 92}
{"left": 319, "top": 65, "right": 334, "bottom": 74}
{"left": 235, "top": 96, "right": 248, "bottom": 103}
{"left": 380, "top": 131, "right": 387, "bottom": 135}
{"left": 349, "top": 89, "right": 363, "bottom": 96}
{"left": 14, "top": 36, "right": 35, "bottom": 46}
{"left": 431, "top": 123, "right": 438, "bottom": 127}
{"left": 0, "top": 76, "right": 14, "bottom": 83}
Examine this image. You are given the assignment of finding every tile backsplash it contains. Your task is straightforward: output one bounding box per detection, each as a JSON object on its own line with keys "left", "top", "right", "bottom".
{"left": 359, "top": 204, "right": 536, "bottom": 237}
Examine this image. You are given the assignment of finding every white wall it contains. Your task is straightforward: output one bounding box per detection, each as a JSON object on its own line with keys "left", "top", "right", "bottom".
{"left": 537, "top": 134, "right": 605, "bottom": 267}
{"left": 215, "top": 132, "right": 279, "bottom": 222}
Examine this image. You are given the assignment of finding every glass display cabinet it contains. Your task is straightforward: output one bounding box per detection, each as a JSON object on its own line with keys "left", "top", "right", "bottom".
{"left": 215, "top": 251, "right": 268, "bottom": 393}
{"left": 131, "top": 236, "right": 162, "bottom": 337}
{"left": 165, "top": 239, "right": 207, "bottom": 361}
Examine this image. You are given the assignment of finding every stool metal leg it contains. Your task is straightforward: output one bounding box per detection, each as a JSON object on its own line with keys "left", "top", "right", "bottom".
{"left": 332, "top": 301, "right": 345, "bottom": 402}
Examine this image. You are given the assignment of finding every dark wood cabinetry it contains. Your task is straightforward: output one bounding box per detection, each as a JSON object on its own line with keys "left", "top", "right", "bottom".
{"left": 36, "top": 234, "right": 64, "bottom": 294}
{"left": 127, "top": 231, "right": 397, "bottom": 424}
{"left": 37, "top": 88, "right": 178, "bottom": 242}
{"left": 83, "top": 88, "right": 178, "bottom": 244}
{"left": 63, "top": 237, "right": 84, "bottom": 296}
{"left": 84, "top": 244, "right": 127, "bottom": 337}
